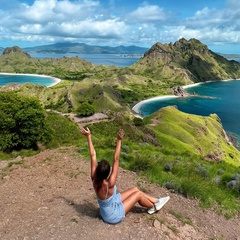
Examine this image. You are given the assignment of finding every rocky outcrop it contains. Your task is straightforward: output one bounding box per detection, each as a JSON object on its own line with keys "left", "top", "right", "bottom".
{"left": 172, "top": 86, "right": 191, "bottom": 97}
{"left": 3, "top": 46, "right": 31, "bottom": 58}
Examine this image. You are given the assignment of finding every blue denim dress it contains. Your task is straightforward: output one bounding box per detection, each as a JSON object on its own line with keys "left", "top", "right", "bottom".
{"left": 97, "top": 185, "right": 125, "bottom": 224}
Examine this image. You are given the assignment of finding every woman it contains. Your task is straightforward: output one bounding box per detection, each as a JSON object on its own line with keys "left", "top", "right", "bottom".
{"left": 80, "top": 127, "right": 170, "bottom": 224}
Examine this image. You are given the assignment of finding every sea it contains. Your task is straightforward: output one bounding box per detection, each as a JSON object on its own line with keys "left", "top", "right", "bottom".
{"left": 30, "top": 53, "right": 142, "bottom": 67}
{"left": 137, "top": 80, "right": 240, "bottom": 141}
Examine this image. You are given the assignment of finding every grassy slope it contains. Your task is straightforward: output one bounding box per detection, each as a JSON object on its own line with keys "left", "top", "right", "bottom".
{"left": 145, "top": 106, "right": 240, "bottom": 165}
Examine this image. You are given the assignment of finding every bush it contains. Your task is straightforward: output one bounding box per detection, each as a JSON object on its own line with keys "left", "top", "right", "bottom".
{"left": 76, "top": 102, "right": 95, "bottom": 117}
{"left": 0, "top": 92, "right": 52, "bottom": 152}
{"left": 165, "top": 181, "right": 177, "bottom": 190}
{"left": 133, "top": 117, "right": 144, "bottom": 126}
{"left": 164, "top": 162, "right": 173, "bottom": 171}
{"left": 195, "top": 163, "right": 209, "bottom": 179}
{"left": 226, "top": 174, "right": 240, "bottom": 192}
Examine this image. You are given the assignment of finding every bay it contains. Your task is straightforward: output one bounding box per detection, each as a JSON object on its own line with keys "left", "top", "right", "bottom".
{"left": 0, "top": 73, "right": 59, "bottom": 87}
{"left": 137, "top": 80, "right": 240, "bottom": 141}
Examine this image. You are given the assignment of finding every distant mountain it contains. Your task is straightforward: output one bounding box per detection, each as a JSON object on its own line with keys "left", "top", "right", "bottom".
{"left": 219, "top": 53, "right": 240, "bottom": 59}
{"left": 218, "top": 53, "right": 240, "bottom": 62}
{"left": 22, "top": 42, "right": 148, "bottom": 54}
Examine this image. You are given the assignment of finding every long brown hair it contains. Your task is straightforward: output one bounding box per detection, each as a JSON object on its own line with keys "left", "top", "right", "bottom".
{"left": 94, "top": 159, "right": 110, "bottom": 191}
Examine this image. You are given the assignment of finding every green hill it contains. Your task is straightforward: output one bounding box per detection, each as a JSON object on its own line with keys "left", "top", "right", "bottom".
{"left": 131, "top": 38, "right": 240, "bottom": 83}
{"left": 145, "top": 106, "right": 240, "bottom": 164}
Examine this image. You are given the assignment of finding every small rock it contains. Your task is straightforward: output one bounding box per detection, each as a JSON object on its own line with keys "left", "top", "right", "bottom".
{"left": 153, "top": 219, "right": 161, "bottom": 229}
{"left": 3, "top": 175, "right": 10, "bottom": 180}
{"left": 15, "top": 156, "right": 23, "bottom": 161}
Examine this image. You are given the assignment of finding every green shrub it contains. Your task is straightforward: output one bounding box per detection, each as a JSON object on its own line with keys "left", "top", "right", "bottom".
{"left": 0, "top": 92, "right": 52, "bottom": 152}
{"left": 195, "top": 163, "right": 209, "bottom": 179}
{"left": 164, "top": 162, "right": 173, "bottom": 171}
{"left": 76, "top": 102, "right": 95, "bottom": 117}
{"left": 133, "top": 117, "right": 144, "bottom": 126}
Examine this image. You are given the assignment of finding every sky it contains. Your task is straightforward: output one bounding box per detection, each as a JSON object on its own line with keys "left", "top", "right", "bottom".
{"left": 0, "top": 0, "right": 240, "bottom": 53}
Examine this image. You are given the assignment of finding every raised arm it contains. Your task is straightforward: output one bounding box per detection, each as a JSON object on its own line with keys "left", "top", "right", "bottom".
{"left": 80, "top": 127, "right": 97, "bottom": 181}
{"left": 108, "top": 129, "right": 124, "bottom": 187}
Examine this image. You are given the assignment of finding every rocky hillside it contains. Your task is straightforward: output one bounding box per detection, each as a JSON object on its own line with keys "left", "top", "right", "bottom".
{"left": 0, "top": 46, "right": 95, "bottom": 76}
{"left": 0, "top": 147, "right": 239, "bottom": 240}
{"left": 131, "top": 38, "right": 240, "bottom": 83}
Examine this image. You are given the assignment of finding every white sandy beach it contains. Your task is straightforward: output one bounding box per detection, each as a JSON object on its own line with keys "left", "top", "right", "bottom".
{"left": 0, "top": 72, "right": 61, "bottom": 87}
{"left": 132, "top": 79, "right": 240, "bottom": 116}
{"left": 132, "top": 95, "right": 178, "bottom": 116}
{"left": 132, "top": 82, "right": 207, "bottom": 116}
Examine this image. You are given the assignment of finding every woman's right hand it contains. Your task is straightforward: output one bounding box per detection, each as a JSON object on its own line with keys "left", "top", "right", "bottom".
{"left": 117, "top": 129, "right": 124, "bottom": 140}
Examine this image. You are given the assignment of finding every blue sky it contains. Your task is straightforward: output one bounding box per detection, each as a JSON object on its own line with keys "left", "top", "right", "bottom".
{"left": 0, "top": 0, "right": 240, "bottom": 53}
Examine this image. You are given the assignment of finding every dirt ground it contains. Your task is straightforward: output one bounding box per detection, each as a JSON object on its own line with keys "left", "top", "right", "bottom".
{"left": 0, "top": 146, "right": 240, "bottom": 240}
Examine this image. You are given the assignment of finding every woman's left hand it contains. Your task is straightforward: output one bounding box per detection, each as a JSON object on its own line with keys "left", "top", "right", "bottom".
{"left": 80, "top": 127, "right": 91, "bottom": 137}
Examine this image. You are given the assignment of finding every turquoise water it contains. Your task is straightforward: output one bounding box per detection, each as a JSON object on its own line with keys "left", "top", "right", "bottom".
{"left": 138, "top": 80, "right": 240, "bottom": 141}
{"left": 0, "top": 74, "right": 56, "bottom": 87}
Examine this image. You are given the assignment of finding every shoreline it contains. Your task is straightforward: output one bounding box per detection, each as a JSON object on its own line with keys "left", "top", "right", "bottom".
{"left": 132, "top": 95, "right": 178, "bottom": 117}
{"left": 132, "top": 78, "right": 240, "bottom": 117}
{"left": 0, "top": 72, "right": 61, "bottom": 87}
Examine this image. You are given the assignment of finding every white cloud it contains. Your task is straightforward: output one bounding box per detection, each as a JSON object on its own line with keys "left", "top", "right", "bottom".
{"left": 0, "top": 0, "right": 128, "bottom": 44}
{"left": 16, "top": 0, "right": 100, "bottom": 23}
{"left": 127, "top": 4, "right": 168, "bottom": 23}
{"left": 0, "top": 0, "right": 240, "bottom": 51}
{"left": 43, "top": 19, "right": 128, "bottom": 38}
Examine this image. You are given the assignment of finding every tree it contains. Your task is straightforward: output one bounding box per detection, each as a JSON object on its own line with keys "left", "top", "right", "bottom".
{"left": 76, "top": 102, "right": 95, "bottom": 117}
{"left": 0, "top": 92, "right": 52, "bottom": 152}
{"left": 133, "top": 117, "right": 144, "bottom": 126}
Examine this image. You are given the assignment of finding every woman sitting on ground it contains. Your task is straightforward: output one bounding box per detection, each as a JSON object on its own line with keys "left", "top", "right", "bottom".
{"left": 80, "top": 127, "right": 170, "bottom": 224}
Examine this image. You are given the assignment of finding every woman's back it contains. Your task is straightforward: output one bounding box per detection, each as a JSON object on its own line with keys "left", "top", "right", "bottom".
{"left": 93, "top": 179, "right": 115, "bottom": 200}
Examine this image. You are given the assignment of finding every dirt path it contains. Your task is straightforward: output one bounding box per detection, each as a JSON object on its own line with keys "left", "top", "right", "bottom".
{"left": 0, "top": 147, "right": 239, "bottom": 240}
{"left": 62, "top": 112, "right": 111, "bottom": 127}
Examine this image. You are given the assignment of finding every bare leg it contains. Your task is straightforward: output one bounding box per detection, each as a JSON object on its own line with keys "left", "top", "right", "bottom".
{"left": 120, "top": 187, "right": 140, "bottom": 201}
{"left": 120, "top": 187, "right": 157, "bottom": 214}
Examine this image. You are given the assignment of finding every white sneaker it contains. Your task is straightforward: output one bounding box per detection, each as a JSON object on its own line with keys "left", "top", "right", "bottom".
{"left": 147, "top": 196, "right": 170, "bottom": 214}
